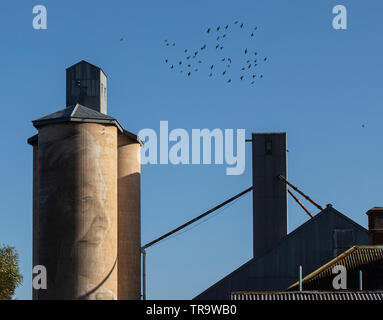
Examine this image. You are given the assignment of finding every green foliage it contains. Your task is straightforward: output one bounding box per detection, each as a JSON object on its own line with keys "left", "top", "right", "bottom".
{"left": 0, "top": 245, "right": 23, "bottom": 300}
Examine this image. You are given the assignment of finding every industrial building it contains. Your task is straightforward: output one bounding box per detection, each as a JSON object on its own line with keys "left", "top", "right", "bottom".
{"left": 195, "top": 133, "right": 383, "bottom": 301}
{"left": 28, "top": 61, "right": 383, "bottom": 301}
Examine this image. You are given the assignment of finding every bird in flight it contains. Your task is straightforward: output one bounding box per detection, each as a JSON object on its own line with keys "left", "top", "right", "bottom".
{"left": 251, "top": 81, "right": 255, "bottom": 85}
{"left": 225, "top": 25, "right": 229, "bottom": 30}
{"left": 170, "top": 65, "right": 174, "bottom": 69}
{"left": 245, "top": 48, "right": 248, "bottom": 54}
{"left": 207, "top": 28, "right": 211, "bottom": 33}
{"left": 188, "top": 72, "right": 191, "bottom": 76}
{"left": 210, "top": 65, "right": 214, "bottom": 70}
{"left": 252, "top": 74, "right": 256, "bottom": 78}
{"left": 240, "top": 23, "right": 244, "bottom": 28}
{"left": 165, "top": 59, "right": 168, "bottom": 63}
{"left": 223, "top": 34, "right": 227, "bottom": 38}
{"left": 222, "top": 70, "right": 226, "bottom": 75}
{"left": 217, "top": 36, "right": 220, "bottom": 41}
{"left": 184, "top": 49, "right": 188, "bottom": 53}
{"left": 240, "top": 75, "right": 244, "bottom": 80}
{"left": 260, "top": 75, "right": 263, "bottom": 78}
{"left": 216, "top": 44, "right": 219, "bottom": 49}
{"left": 221, "top": 58, "right": 225, "bottom": 61}
{"left": 248, "top": 64, "right": 251, "bottom": 69}
{"left": 209, "top": 73, "right": 213, "bottom": 77}
{"left": 234, "top": 21, "right": 238, "bottom": 24}
{"left": 264, "top": 57, "right": 267, "bottom": 61}
{"left": 250, "top": 33, "right": 254, "bottom": 37}
{"left": 217, "top": 26, "right": 220, "bottom": 31}
{"left": 179, "top": 61, "right": 182, "bottom": 65}
{"left": 172, "top": 43, "right": 175, "bottom": 46}
{"left": 228, "top": 79, "right": 231, "bottom": 83}
{"left": 220, "top": 46, "right": 224, "bottom": 50}
{"left": 187, "top": 56, "right": 191, "bottom": 60}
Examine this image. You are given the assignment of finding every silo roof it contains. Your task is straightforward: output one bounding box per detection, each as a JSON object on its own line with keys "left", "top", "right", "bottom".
{"left": 29, "top": 104, "right": 143, "bottom": 145}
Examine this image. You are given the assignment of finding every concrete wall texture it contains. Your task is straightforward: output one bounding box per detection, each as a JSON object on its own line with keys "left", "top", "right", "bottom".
{"left": 118, "top": 134, "right": 141, "bottom": 299}
{"left": 32, "top": 122, "right": 141, "bottom": 300}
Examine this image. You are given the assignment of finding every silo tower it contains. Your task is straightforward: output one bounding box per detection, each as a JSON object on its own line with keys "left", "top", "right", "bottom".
{"left": 28, "top": 60, "right": 142, "bottom": 300}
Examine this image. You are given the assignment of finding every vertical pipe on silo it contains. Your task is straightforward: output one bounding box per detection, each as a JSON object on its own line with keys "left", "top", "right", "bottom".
{"left": 117, "top": 133, "right": 141, "bottom": 299}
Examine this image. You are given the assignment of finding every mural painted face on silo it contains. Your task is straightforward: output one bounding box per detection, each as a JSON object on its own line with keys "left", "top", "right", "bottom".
{"left": 41, "top": 127, "right": 116, "bottom": 300}
{"left": 75, "top": 131, "right": 116, "bottom": 300}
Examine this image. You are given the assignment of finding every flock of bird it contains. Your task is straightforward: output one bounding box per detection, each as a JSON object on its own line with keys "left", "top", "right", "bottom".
{"left": 163, "top": 21, "right": 267, "bottom": 86}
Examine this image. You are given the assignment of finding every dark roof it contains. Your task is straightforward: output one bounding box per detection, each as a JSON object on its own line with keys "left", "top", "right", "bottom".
{"left": 231, "top": 291, "right": 383, "bottom": 301}
{"left": 29, "top": 104, "right": 143, "bottom": 145}
{"left": 287, "top": 246, "right": 383, "bottom": 291}
{"left": 32, "top": 104, "right": 120, "bottom": 128}
{"left": 66, "top": 60, "right": 107, "bottom": 76}
{"left": 194, "top": 206, "right": 368, "bottom": 299}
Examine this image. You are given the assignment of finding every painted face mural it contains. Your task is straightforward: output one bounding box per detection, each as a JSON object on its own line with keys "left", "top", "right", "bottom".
{"left": 40, "top": 126, "right": 116, "bottom": 299}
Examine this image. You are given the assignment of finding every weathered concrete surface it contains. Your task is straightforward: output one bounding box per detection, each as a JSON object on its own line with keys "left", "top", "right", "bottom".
{"left": 117, "top": 133, "right": 141, "bottom": 300}
{"left": 35, "top": 122, "right": 118, "bottom": 299}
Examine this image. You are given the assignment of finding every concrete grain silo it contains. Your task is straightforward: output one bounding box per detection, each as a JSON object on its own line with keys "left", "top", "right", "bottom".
{"left": 28, "top": 61, "right": 142, "bottom": 300}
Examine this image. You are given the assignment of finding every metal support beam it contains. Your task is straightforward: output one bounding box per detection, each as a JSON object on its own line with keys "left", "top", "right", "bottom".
{"left": 279, "top": 175, "right": 324, "bottom": 211}
{"left": 288, "top": 188, "right": 314, "bottom": 218}
{"left": 141, "top": 248, "right": 146, "bottom": 300}
{"left": 142, "top": 186, "right": 253, "bottom": 250}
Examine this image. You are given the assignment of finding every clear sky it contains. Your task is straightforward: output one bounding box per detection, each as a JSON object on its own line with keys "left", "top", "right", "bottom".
{"left": 1, "top": 0, "right": 383, "bottom": 300}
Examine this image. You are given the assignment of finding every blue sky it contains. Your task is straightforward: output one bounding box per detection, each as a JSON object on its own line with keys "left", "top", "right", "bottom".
{"left": 0, "top": 0, "right": 383, "bottom": 299}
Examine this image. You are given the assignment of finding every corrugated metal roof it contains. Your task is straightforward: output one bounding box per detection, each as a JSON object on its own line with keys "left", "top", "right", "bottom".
{"left": 231, "top": 291, "right": 383, "bottom": 301}
{"left": 33, "top": 104, "right": 119, "bottom": 127}
{"left": 287, "top": 246, "right": 383, "bottom": 291}
{"left": 29, "top": 104, "right": 143, "bottom": 145}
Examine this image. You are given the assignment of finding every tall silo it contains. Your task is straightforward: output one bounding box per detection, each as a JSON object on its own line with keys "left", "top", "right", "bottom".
{"left": 118, "top": 131, "right": 141, "bottom": 299}
{"left": 28, "top": 61, "right": 142, "bottom": 300}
